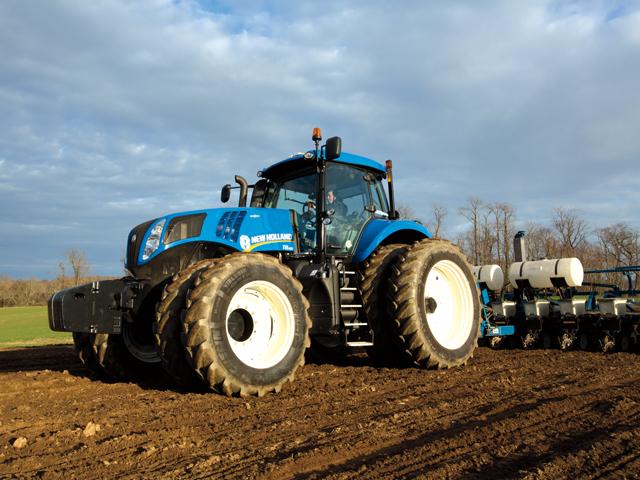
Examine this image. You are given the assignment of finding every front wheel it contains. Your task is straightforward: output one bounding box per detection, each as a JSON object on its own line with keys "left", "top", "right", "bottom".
{"left": 387, "top": 239, "right": 480, "bottom": 368}
{"left": 183, "top": 253, "right": 311, "bottom": 396}
{"left": 154, "top": 259, "right": 220, "bottom": 387}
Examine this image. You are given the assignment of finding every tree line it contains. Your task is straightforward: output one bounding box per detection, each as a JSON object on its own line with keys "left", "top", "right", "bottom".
{"left": 415, "top": 199, "right": 639, "bottom": 292}
{"left": 0, "top": 249, "right": 107, "bottom": 308}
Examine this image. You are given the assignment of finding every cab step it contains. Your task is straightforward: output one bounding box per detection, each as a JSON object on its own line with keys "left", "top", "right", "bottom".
{"left": 346, "top": 340, "right": 374, "bottom": 347}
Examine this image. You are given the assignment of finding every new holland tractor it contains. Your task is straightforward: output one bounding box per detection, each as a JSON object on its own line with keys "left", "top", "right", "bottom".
{"left": 49, "top": 129, "right": 480, "bottom": 396}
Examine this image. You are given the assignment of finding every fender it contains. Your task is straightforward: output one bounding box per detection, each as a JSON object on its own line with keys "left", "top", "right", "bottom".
{"left": 352, "top": 219, "right": 430, "bottom": 264}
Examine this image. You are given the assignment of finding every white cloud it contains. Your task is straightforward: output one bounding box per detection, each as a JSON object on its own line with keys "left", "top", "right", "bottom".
{"left": 0, "top": 0, "right": 639, "bottom": 277}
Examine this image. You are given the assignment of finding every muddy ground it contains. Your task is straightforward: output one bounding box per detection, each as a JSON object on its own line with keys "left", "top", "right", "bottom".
{"left": 0, "top": 345, "right": 639, "bottom": 479}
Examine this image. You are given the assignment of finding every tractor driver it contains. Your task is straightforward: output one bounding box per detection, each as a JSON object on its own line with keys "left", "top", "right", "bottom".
{"left": 326, "top": 190, "right": 347, "bottom": 218}
{"left": 305, "top": 190, "right": 347, "bottom": 219}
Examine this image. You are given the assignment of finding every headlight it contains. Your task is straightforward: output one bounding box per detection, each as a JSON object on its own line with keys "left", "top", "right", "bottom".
{"left": 142, "top": 219, "right": 166, "bottom": 261}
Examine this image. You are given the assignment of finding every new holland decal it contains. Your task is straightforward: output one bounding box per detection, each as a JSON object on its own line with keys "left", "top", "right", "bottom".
{"left": 239, "top": 233, "right": 294, "bottom": 251}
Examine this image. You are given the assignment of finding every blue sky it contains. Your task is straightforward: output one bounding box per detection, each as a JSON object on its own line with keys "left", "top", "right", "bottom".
{"left": 1, "top": 0, "right": 639, "bottom": 278}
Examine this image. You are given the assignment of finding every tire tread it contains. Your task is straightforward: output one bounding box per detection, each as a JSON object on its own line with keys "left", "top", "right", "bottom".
{"left": 387, "top": 239, "right": 480, "bottom": 369}
{"left": 182, "top": 253, "right": 311, "bottom": 397}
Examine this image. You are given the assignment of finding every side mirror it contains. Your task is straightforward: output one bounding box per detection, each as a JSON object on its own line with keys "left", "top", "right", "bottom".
{"left": 325, "top": 136, "right": 342, "bottom": 160}
{"left": 221, "top": 184, "right": 231, "bottom": 203}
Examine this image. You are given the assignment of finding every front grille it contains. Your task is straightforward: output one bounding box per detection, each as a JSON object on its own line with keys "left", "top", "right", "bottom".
{"left": 126, "top": 219, "right": 154, "bottom": 268}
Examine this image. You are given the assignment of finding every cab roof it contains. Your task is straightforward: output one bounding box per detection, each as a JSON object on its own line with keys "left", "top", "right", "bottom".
{"left": 261, "top": 151, "right": 386, "bottom": 181}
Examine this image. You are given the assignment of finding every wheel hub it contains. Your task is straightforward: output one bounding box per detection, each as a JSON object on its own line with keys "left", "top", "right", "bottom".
{"left": 225, "top": 280, "right": 295, "bottom": 369}
{"left": 424, "top": 259, "right": 474, "bottom": 350}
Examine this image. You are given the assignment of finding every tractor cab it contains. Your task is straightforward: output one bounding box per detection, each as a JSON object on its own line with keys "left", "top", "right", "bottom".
{"left": 261, "top": 155, "right": 390, "bottom": 256}
{"left": 222, "top": 129, "right": 396, "bottom": 261}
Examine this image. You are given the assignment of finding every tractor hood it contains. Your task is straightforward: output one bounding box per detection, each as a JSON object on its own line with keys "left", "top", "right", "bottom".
{"left": 126, "top": 207, "right": 296, "bottom": 268}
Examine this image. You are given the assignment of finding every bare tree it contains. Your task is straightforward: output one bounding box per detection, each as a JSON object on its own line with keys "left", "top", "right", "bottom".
{"left": 429, "top": 203, "right": 447, "bottom": 238}
{"left": 396, "top": 203, "right": 416, "bottom": 220}
{"left": 459, "top": 198, "right": 483, "bottom": 265}
{"left": 596, "top": 223, "right": 640, "bottom": 267}
{"left": 479, "top": 209, "right": 495, "bottom": 265}
{"left": 57, "top": 261, "right": 67, "bottom": 290}
{"left": 0, "top": 277, "right": 15, "bottom": 307}
{"left": 490, "top": 202, "right": 515, "bottom": 270}
{"left": 552, "top": 207, "right": 588, "bottom": 257}
{"left": 9, "top": 279, "right": 45, "bottom": 306}
{"left": 525, "top": 221, "right": 558, "bottom": 259}
{"left": 67, "top": 249, "right": 90, "bottom": 286}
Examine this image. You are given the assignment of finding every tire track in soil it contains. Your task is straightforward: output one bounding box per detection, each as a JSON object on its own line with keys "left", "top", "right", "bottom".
{"left": 191, "top": 373, "right": 537, "bottom": 478}
{"left": 195, "top": 360, "right": 640, "bottom": 476}
{"left": 1, "top": 347, "right": 640, "bottom": 479}
{"left": 268, "top": 354, "right": 640, "bottom": 473}
{"left": 373, "top": 397, "right": 640, "bottom": 479}
{"left": 284, "top": 389, "right": 638, "bottom": 479}
{"left": 293, "top": 370, "right": 640, "bottom": 479}
{"left": 148, "top": 369, "right": 497, "bottom": 478}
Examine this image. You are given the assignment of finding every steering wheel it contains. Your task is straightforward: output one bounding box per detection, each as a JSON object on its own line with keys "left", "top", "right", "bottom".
{"left": 302, "top": 201, "right": 316, "bottom": 229}
{"left": 343, "top": 208, "right": 364, "bottom": 224}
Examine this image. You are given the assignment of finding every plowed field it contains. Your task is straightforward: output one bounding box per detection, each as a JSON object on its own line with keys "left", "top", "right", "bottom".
{"left": 1, "top": 345, "right": 640, "bottom": 479}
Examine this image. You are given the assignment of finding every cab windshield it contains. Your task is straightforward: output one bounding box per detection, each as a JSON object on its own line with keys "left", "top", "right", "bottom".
{"left": 264, "top": 163, "right": 389, "bottom": 255}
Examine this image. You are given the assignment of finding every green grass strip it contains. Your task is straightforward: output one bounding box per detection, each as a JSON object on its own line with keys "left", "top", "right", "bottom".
{"left": 0, "top": 306, "right": 72, "bottom": 346}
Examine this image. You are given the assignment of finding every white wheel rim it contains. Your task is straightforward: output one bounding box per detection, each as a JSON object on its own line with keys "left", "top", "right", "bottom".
{"left": 424, "top": 259, "right": 475, "bottom": 350}
{"left": 225, "top": 280, "right": 296, "bottom": 369}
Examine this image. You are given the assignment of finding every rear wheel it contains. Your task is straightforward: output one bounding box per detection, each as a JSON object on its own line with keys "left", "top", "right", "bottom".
{"left": 183, "top": 253, "right": 310, "bottom": 396}
{"left": 387, "top": 239, "right": 480, "bottom": 368}
{"left": 360, "top": 243, "right": 411, "bottom": 365}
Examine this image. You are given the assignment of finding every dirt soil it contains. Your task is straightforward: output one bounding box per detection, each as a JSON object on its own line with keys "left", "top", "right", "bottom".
{"left": 1, "top": 346, "right": 639, "bottom": 479}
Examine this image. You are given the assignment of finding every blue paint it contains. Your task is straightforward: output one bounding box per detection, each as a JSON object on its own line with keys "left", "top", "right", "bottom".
{"left": 481, "top": 288, "right": 491, "bottom": 306}
{"left": 136, "top": 207, "right": 296, "bottom": 264}
{"left": 483, "top": 325, "right": 516, "bottom": 337}
{"left": 351, "top": 219, "right": 430, "bottom": 264}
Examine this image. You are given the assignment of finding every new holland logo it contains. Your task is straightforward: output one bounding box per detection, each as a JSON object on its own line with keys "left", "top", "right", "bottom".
{"left": 239, "top": 233, "right": 293, "bottom": 251}
{"left": 239, "top": 235, "right": 251, "bottom": 250}
{"left": 250, "top": 233, "right": 293, "bottom": 243}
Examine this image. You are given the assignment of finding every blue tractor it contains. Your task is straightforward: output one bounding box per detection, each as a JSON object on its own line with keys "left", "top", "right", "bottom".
{"left": 49, "top": 129, "right": 480, "bottom": 396}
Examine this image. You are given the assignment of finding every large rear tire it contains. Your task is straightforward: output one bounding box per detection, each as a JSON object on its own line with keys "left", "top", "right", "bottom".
{"left": 183, "top": 253, "right": 311, "bottom": 396}
{"left": 154, "top": 259, "right": 219, "bottom": 387}
{"left": 360, "top": 243, "right": 411, "bottom": 365}
{"left": 387, "top": 239, "right": 480, "bottom": 368}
